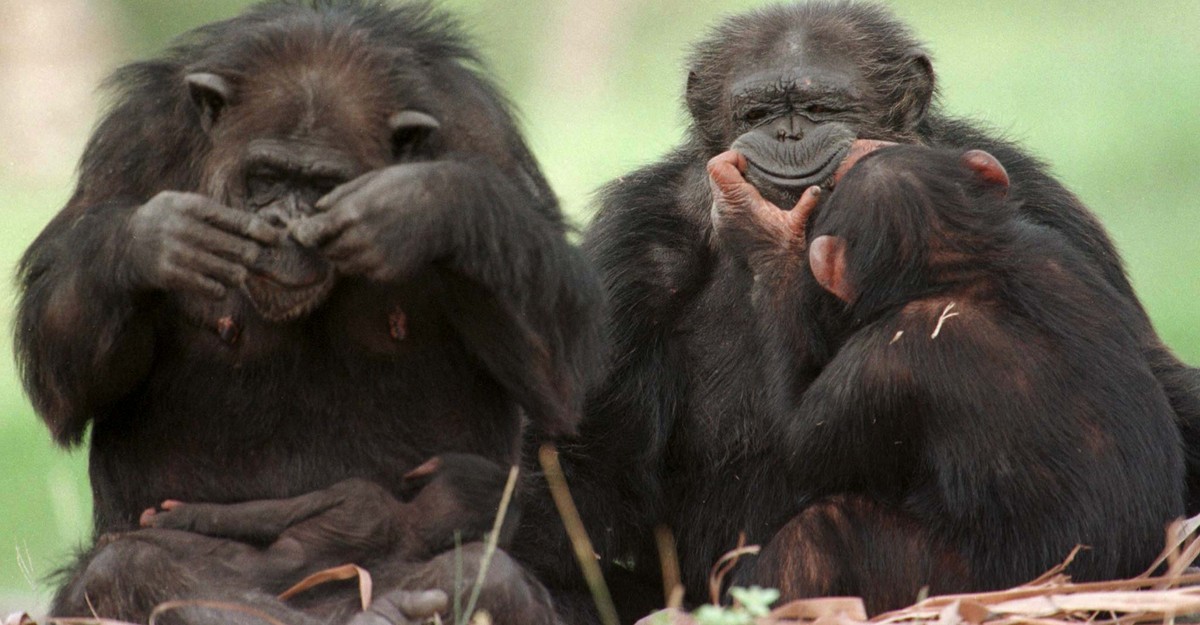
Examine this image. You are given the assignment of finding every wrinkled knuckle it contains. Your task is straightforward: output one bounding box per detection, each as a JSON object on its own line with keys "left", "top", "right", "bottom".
{"left": 342, "top": 204, "right": 367, "bottom": 224}
{"left": 229, "top": 265, "right": 248, "bottom": 284}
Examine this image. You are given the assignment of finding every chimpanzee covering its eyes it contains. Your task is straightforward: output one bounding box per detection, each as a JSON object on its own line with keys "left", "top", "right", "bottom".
{"left": 15, "top": 1, "right": 602, "bottom": 624}
{"left": 510, "top": 2, "right": 1199, "bottom": 622}
{"left": 738, "top": 145, "right": 1182, "bottom": 611}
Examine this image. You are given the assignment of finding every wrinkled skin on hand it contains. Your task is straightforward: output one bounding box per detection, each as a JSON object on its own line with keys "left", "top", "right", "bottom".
{"left": 707, "top": 139, "right": 896, "bottom": 260}
{"left": 292, "top": 162, "right": 461, "bottom": 284}
{"left": 122, "top": 191, "right": 283, "bottom": 299}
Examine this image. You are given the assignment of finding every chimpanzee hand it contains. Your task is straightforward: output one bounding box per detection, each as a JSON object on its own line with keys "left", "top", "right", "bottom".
{"left": 291, "top": 162, "right": 459, "bottom": 282}
{"left": 830, "top": 139, "right": 897, "bottom": 187}
{"left": 346, "top": 589, "right": 448, "bottom": 625}
{"left": 707, "top": 150, "right": 821, "bottom": 257}
{"left": 121, "top": 191, "right": 284, "bottom": 298}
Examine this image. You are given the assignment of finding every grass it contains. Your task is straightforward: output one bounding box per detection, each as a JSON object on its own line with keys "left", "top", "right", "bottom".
{"left": 1, "top": 0, "right": 1197, "bottom": 610}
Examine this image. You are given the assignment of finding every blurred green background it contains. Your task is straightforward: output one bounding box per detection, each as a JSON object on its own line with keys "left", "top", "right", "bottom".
{"left": 0, "top": 0, "right": 1196, "bottom": 613}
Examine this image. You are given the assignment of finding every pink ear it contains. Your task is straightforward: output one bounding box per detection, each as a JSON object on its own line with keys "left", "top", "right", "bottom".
{"left": 962, "top": 149, "right": 1009, "bottom": 194}
{"left": 809, "top": 235, "right": 853, "bottom": 302}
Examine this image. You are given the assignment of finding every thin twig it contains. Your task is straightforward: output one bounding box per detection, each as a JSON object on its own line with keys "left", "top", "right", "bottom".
{"left": 460, "top": 465, "right": 520, "bottom": 625}
{"left": 656, "top": 525, "right": 683, "bottom": 608}
{"left": 539, "top": 443, "right": 620, "bottom": 625}
{"left": 708, "top": 535, "right": 760, "bottom": 606}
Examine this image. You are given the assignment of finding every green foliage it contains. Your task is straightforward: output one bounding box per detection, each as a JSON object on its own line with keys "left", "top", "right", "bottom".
{"left": 692, "top": 586, "right": 780, "bottom": 625}
{"left": 729, "top": 586, "right": 780, "bottom": 617}
{"left": 693, "top": 605, "right": 754, "bottom": 625}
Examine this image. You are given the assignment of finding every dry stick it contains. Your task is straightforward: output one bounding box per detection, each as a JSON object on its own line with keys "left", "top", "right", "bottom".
{"left": 1026, "top": 546, "right": 1084, "bottom": 586}
{"left": 1162, "top": 532, "right": 1200, "bottom": 582}
{"left": 654, "top": 525, "right": 684, "bottom": 608}
{"left": 708, "top": 536, "right": 760, "bottom": 606}
{"left": 538, "top": 443, "right": 620, "bottom": 625}
{"left": 871, "top": 575, "right": 1200, "bottom": 625}
{"left": 454, "top": 532, "right": 465, "bottom": 623}
{"left": 460, "top": 465, "right": 521, "bottom": 625}
{"left": 50, "top": 614, "right": 139, "bottom": 619}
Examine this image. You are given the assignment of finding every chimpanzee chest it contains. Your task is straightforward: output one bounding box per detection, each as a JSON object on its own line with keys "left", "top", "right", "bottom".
{"left": 87, "top": 278, "right": 523, "bottom": 533}
{"left": 170, "top": 274, "right": 447, "bottom": 361}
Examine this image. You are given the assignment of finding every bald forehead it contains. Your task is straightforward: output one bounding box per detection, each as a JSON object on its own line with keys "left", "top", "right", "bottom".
{"left": 728, "top": 31, "right": 863, "bottom": 97}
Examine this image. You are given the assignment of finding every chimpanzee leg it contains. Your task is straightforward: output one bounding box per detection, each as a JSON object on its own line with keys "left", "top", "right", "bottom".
{"left": 145, "top": 483, "right": 358, "bottom": 544}
{"left": 737, "top": 496, "right": 971, "bottom": 615}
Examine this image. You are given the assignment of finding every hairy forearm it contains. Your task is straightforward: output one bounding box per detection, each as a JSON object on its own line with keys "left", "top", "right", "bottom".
{"left": 16, "top": 203, "right": 154, "bottom": 445}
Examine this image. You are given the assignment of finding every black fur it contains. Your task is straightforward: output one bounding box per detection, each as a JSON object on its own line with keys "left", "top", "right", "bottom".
{"left": 512, "top": 2, "right": 1200, "bottom": 622}
{"left": 15, "top": 1, "right": 601, "bottom": 623}
{"left": 742, "top": 145, "right": 1181, "bottom": 613}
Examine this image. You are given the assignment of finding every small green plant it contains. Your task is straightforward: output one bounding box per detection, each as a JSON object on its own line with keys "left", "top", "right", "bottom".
{"left": 729, "top": 586, "right": 780, "bottom": 617}
{"left": 692, "top": 586, "right": 780, "bottom": 625}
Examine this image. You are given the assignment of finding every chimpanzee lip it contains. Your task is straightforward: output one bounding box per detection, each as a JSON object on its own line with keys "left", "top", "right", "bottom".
{"left": 744, "top": 142, "right": 851, "bottom": 189}
{"left": 241, "top": 270, "right": 336, "bottom": 322}
{"left": 247, "top": 266, "right": 325, "bottom": 289}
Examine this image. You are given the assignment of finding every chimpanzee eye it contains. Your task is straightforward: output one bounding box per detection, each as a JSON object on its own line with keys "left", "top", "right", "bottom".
{"left": 806, "top": 103, "right": 845, "bottom": 117}
{"left": 743, "top": 108, "right": 770, "bottom": 124}
{"left": 312, "top": 176, "right": 341, "bottom": 196}
{"left": 245, "top": 176, "right": 278, "bottom": 204}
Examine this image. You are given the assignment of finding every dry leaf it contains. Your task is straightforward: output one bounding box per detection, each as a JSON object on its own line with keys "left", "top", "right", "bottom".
{"left": 278, "top": 563, "right": 373, "bottom": 611}
{"left": 771, "top": 597, "right": 868, "bottom": 621}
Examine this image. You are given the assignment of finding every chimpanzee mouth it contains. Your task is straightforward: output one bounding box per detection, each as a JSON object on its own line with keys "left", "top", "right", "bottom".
{"left": 240, "top": 241, "right": 336, "bottom": 322}
{"left": 241, "top": 271, "right": 336, "bottom": 323}
{"left": 731, "top": 123, "right": 857, "bottom": 196}
{"left": 743, "top": 142, "right": 852, "bottom": 191}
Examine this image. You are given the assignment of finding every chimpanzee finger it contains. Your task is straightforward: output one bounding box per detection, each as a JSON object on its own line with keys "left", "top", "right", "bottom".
{"left": 320, "top": 224, "right": 374, "bottom": 263}
{"left": 186, "top": 198, "right": 284, "bottom": 245}
{"left": 707, "top": 150, "right": 776, "bottom": 214}
{"left": 786, "top": 186, "right": 823, "bottom": 239}
{"left": 182, "top": 249, "right": 249, "bottom": 288}
{"left": 706, "top": 149, "right": 749, "bottom": 176}
{"left": 314, "top": 170, "right": 379, "bottom": 213}
{"left": 706, "top": 150, "right": 753, "bottom": 192}
{"left": 404, "top": 457, "right": 443, "bottom": 481}
{"left": 393, "top": 590, "right": 449, "bottom": 619}
{"left": 159, "top": 265, "right": 227, "bottom": 299}
{"left": 830, "top": 139, "right": 897, "bottom": 187}
{"left": 183, "top": 225, "right": 263, "bottom": 267}
{"left": 291, "top": 208, "right": 359, "bottom": 248}
{"left": 334, "top": 256, "right": 387, "bottom": 282}
{"left": 374, "top": 589, "right": 448, "bottom": 621}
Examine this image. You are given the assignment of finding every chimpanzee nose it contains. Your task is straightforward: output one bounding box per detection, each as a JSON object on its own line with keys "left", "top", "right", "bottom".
{"left": 774, "top": 115, "right": 805, "bottom": 141}
{"left": 776, "top": 128, "right": 802, "bottom": 141}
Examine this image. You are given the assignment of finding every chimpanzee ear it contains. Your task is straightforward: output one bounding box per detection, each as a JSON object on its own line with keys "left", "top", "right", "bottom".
{"left": 185, "top": 73, "right": 231, "bottom": 134}
{"left": 961, "top": 149, "right": 1010, "bottom": 195}
{"left": 809, "top": 235, "right": 853, "bottom": 302}
{"left": 389, "top": 110, "right": 441, "bottom": 160}
{"left": 898, "top": 50, "right": 935, "bottom": 127}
